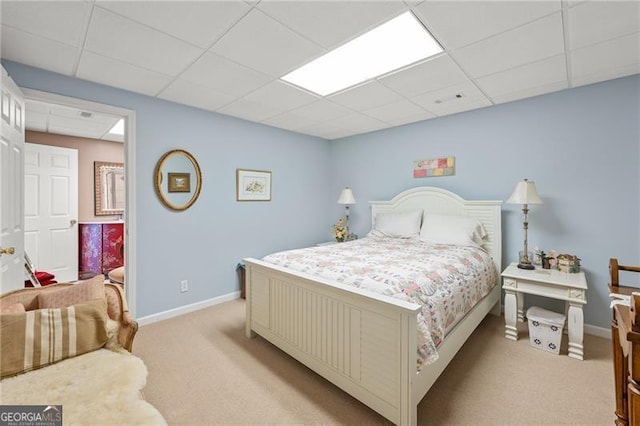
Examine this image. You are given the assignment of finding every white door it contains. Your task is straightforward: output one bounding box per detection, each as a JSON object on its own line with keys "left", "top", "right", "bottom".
{"left": 0, "top": 66, "right": 25, "bottom": 293}
{"left": 24, "top": 143, "right": 78, "bottom": 282}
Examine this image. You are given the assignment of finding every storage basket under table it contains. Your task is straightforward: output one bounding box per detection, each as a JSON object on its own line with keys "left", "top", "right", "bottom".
{"left": 526, "top": 306, "right": 566, "bottom": 355}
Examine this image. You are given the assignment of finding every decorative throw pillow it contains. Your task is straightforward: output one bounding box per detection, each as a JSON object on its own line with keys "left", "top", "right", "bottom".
{"left": 38, "top": 275, "right": 105, "bottom": 309}
{"left": 369, "top": 209, "right": 423, "bottom": 238}
{"left": 419, "top": 214, "right": 487, "bottom": 248}
{"left": 0, "top": 303, "right": 25, "bottom": 314}
{"left": 0, "top": 298, "right": 108, "bottom": 378}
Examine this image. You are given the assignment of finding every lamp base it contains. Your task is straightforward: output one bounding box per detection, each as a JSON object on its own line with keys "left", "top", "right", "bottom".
{"left": 517, "top": 262, "right": 535, "bottom": 270}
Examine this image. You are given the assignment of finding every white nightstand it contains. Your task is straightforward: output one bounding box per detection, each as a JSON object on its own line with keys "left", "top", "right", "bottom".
{"left": 501, "top": 262, "right": 588, "bottom": 360}
{"left": 316, "top": 241, "right": 338, "bottom": 246}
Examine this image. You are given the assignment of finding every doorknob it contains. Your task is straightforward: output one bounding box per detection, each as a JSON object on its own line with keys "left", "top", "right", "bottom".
{"left": 0, "top": 247, "right": 15, "bottom": 255}
{"left": 70, "top": 219, "right": 77, "bottom": 226}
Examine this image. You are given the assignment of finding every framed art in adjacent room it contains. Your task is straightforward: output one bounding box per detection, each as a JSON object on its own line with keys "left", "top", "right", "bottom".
{"left": 236, "top": 169, "right": 271, "bottom": 201}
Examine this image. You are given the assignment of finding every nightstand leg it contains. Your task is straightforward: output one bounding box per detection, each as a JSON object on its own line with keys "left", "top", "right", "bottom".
{"left": 517, "top": 292, "right": 525, "bottom": 322}
{"left": 504, "top": 291, "right": 518, "bottom": 341}
{"left": 567, "top": 303, "right": 584, "bottom": 360}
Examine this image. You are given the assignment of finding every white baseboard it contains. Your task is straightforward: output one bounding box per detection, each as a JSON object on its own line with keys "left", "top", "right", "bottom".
{"left": 136, "top": 295, "right": 612, "bottom": 340}
{"left": 137, "top": 291, "right": 241, "bottom": 327}
{"left": 585, "top": 323, "right": 610, "bottom": 339}
{"left": 496, "top": 304, "right": 611, "bottom": 339}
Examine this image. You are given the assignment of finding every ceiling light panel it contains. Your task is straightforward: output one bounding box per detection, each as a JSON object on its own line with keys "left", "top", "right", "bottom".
{"left": 108, "top": 119, "right": 124, "bottom": 135}
{"left": 281, "top": 12, "right": 443, "bottom": 96}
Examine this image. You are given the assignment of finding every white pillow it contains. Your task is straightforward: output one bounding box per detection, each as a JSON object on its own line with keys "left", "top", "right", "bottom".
{"left": 369, "top": 209, "right": 422, "bottom": 238}
{"left": 419, "top": 213, "right": 487, "bottom": 247}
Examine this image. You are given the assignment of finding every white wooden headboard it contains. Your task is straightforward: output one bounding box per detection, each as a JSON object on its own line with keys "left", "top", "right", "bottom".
{"left": 370, "top": 186, "right": 503, "bottom": 274}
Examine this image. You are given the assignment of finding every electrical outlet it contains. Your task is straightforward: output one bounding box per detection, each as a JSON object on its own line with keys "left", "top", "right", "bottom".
{"left": 180, "top": 280, "right": 188, "bottom": 293}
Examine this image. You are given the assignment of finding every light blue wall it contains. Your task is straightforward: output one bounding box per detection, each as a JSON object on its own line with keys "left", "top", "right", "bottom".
{"left": 3, "top": 60, "right": 332, "bottom": 317}
{"left": 329, "top": 74, "right": 640, "bottom": 329}
{"left": 6, "top": 59, "right": 638, "bottom": 329}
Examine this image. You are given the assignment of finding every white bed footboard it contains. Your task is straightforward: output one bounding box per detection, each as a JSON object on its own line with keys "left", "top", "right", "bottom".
{"left": 245, "top": 258, "right": 421, "bottom": 425}
{"left": 244, "top": 186, "right": 502, "bottom": 425}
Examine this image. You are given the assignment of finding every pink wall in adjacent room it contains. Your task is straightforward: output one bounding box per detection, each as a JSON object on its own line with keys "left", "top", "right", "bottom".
{"left": 26, "top": 131, "right": 125, "bottom": 222}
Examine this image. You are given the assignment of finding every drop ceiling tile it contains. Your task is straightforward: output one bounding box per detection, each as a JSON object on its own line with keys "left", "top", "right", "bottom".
{"left": 49, "top": 104, "right": 118, "bottom": 125}
{"left": 378, "top": 55, "right": 470, "bottom": 98}
{"left": 96, "top": 1, "right": 250, "bottom": 49}
{"left": 328, "top": 81, "right": 405, "bottom": 111}
{"left": 179, "top": 52, "right": 272, "bottom": 98}
{"left": 217, "top": 98, "right": 284, "bottom": 122}
{"left": 77, "top": 51, "right": 174, "bottom": 96}
{"left": 0, "top": 26, "right": 77, "bottom": 75}
{"left": 324, "top": 112, "right": 388, "bottom": 134}
{"left": 261, "top": 111, "right": 320, "bottom": 132}
{"left": 48, "top": 125, "right": 104, "bottom": 139}
{"left": 102, "top": 133, "right": 125, "bottom": 143}
{"left": 295, "top": 121, "right": 340, "bottom": 139}
{"left": 243, "top": 80, "right": 319, "bottom": 111}
{"left": 210, "top": 9, "right": 323, "bottom": 77}
{"left": 569, "top": 1, "right": 640, "bottom": 50}
{"left": 25, "top": 110, "right": 48, "bottom": 132}
{"left": 288, "top": 99, "right": 354, "bottom": 122}
{"left": 26, "top": 122, "right": 48, "bottom": 133}
{"left": 492, "top": 81, "right": 569, "bottom": 105}
{"left": 25, "top": 100, "right": 50, "bottom": 115}
{"left": 1, "top": 1, "right": 92, "bottom": 46}
{"left": 432, "top": 98, "right": 493, "bottom": 117}
{"left": 158, "top": 79, "right": 236, "bottom": 112}
{"left": 415, "top": 1, "right": 559, "bottom": 50}
{"left": 453, "top": 12, "right": 564, "bottom": 78}
{"left": 363, "top": 99, "right": 435, "bottom": 125}
{"left": 322, "top": 128, "right": 364, "bottom": 140}
{"left": 571, "top": 32, "right": 640, "bottom": 87}
{"left": 257, "top": 0, "right": 406, "bottom": 49}
{"left": 49, "top": 115, "right": 112, "bottom": 137}
{"left": 411, "top": 81, "right": 491, "bottom": 116}
{"left": 84, "top": 7, "right": 202, "bottom": 76}
{"left": 476, "top": 54, "right": 567, "bottom": 99}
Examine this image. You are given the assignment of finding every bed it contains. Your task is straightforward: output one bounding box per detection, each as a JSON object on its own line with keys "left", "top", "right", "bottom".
{"left": 244, "top": 186, "right": 502, "bottom": 425}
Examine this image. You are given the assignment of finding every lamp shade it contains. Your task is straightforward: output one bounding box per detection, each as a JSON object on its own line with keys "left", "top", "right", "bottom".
{"left": 337, "top": 187, "right": 356, "bottom": 205}
{"left": 507, "top": 179, "right": 543, "bottom": 205}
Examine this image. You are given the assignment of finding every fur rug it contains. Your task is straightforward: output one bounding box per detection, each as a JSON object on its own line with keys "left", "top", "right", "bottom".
{"left": 0, "top": 348, "right": 166, "bottom": 425}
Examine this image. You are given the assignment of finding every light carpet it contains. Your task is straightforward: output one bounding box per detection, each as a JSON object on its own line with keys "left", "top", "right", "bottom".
{"left": 0, "top": 348, "right": 167, "bottom": 425}
{"left": 134, "top": 299, "right": 614, "bottom": 425}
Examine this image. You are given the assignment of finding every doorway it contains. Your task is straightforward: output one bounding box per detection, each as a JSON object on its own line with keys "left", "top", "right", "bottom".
{"left": 22, "top": 89, "right": 137, "bottom": 317}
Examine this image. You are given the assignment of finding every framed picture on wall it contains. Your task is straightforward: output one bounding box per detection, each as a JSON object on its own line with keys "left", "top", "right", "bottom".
{"left": 236, "top": 169, "right": 271, "bottom": 201}
{"left": 168, "top": 172, "right": 191, "bottom": 193}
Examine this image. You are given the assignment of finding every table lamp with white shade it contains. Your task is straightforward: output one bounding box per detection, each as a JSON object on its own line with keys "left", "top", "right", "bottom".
{"left": 337, "top": 187, "right": 356, "bottom": 240}
{"left": 507, "top": 179, "right": 543, "bottom": 270}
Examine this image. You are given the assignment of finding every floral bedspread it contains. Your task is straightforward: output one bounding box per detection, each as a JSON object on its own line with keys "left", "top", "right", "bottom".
{"left": 262, "top": 237, "right": 497, "bottom": 367}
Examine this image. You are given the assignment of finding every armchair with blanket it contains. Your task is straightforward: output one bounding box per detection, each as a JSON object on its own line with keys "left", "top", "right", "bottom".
{"left": 0, "top": 276, "right": 165, "bottom": 425}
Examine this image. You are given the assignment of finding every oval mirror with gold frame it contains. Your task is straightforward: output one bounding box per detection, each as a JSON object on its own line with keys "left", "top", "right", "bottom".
{"left": 154, "top": 149, "right": 202, "bottom": 211}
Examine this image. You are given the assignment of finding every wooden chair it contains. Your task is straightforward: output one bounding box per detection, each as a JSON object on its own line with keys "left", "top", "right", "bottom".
{"left": 610, "top": 258, "right": 640, "bottom": 293}
{"left": 609, "top": 258, "right": 640, "bottom": 425}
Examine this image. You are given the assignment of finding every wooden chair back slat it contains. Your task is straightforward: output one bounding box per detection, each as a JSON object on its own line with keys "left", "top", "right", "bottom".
{"left": 610, "top": 258, "right": 640, "bottom": 288}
